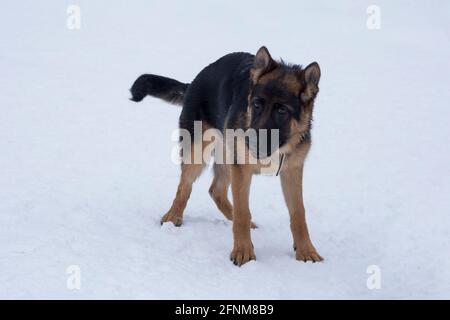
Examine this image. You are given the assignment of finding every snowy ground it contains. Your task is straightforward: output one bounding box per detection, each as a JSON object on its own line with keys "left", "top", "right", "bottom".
{"left": 1, "top": 1, "right": 449, "bottom": 299}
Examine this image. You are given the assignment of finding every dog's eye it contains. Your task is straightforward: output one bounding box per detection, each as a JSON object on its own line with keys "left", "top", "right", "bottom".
{"left": 252, "top": 98, "right": 264, "bottom": 111}
{"left": 277, "top": 105, "right": 288, "bottom": 114}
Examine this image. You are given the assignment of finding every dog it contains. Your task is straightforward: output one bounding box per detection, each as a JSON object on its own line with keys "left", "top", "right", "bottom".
{"left": 130, "top": 46, "right": 323, "bottom": 266}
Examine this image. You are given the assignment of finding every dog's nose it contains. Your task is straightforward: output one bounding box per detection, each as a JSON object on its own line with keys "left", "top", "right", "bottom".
{"left": 255, "top": 133, "right": 276, "bottom": 159}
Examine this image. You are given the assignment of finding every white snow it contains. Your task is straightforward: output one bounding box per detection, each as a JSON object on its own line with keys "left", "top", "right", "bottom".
{"left": 1, "top": 0, "right": 449, "bottom": 299}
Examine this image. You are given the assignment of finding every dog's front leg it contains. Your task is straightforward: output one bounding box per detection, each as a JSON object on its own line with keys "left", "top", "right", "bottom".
{"left": 280, "top": 165, "right": 323, "bottom": 262}
{"left": 230, "top": 164, "right": 256, "bottom": 266}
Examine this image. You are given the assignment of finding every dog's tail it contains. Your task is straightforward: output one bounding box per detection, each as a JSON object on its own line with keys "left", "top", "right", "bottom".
{"left": 130, "top": 74, "right": 189, "bottom": 106}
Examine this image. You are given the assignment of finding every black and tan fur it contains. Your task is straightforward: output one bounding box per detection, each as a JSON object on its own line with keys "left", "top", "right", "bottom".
{"left": 130, "top": 47, "right": 323, "bottom": 266}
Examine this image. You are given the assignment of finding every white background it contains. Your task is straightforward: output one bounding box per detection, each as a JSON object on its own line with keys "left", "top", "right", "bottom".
{"left": 1, "top": 0, "right": 449, "bottom": 299}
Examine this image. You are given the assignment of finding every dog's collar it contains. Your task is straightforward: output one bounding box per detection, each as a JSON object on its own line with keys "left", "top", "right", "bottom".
{"left": 275, "top": 153, "right": 285, "bottom": 176}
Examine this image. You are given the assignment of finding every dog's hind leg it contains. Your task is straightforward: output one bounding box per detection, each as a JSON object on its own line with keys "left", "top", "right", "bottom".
{"left": 161, "top": 163, "right": 204, "bottom": 227}
{"left": 209, "top": 163, "right": 257, "bottom": 228}
{"left": 161, "top": 120, "right": 215, "bottom": 227}
{"left": 209, "top": 163, "right": 233, "bottom": 221}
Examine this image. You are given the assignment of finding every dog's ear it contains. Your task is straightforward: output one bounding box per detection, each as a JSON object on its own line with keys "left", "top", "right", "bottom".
{"left": 301, "top": 62, "right": 321, "bottom": 102}
{"left": 250, "top": 46, "right": 277, "bottom": 84}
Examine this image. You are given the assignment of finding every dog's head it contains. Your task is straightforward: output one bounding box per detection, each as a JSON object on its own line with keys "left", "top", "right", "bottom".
{"left": 247, "top": 46, "right": 321, "bottom": 158}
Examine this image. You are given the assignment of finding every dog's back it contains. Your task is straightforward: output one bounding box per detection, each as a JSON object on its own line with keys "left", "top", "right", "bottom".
{"left": 130, "top": 52, "right": 254, "bottom": 133}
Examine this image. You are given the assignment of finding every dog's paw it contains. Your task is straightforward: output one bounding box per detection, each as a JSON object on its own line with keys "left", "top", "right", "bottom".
{"left": 230, "top": 241, "right": 256, "bottom": 266}
{"left": 294, "top": 243, "right": 323, "bottom": 263}
{"left": 160, "top": 211, "right": 183, "bottom": 227}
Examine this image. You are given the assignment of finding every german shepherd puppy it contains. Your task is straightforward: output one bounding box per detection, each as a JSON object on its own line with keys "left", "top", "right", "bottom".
{"left": 130, "top": 47, "right": 323, "bottom": 266}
